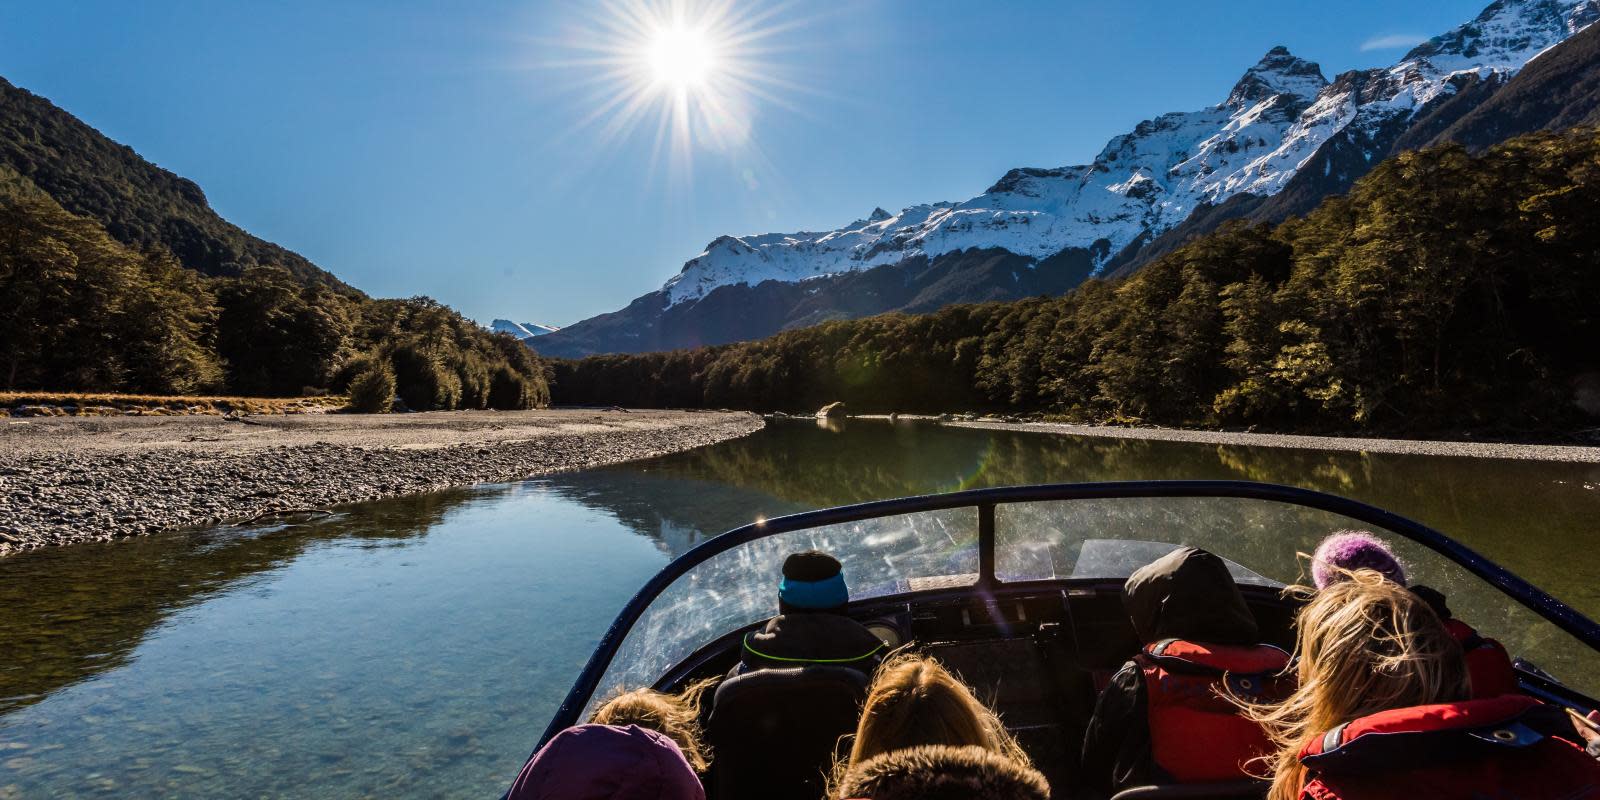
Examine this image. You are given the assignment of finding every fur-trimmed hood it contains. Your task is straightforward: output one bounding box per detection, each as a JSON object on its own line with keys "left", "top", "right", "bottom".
{"left": 837, "top": 745, "right": 1050, "bottom": 800}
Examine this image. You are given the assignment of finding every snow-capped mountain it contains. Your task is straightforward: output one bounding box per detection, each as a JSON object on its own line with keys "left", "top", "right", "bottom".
{"left": 663, "top": 46, "right": 1329, "bottom": 307}
{"left": 533, "top": 0, "right": 1599, "bottom": 359}
{"left": 489, "top": 319, "right": 559, "bottom": 340}
{"left": 1234, "top": 0, "right": 1599, "bottom": 198}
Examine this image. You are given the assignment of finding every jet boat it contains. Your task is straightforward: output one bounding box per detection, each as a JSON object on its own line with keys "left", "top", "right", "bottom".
{"left": 529, "top": 481, "right": 1600, "bottom": 799}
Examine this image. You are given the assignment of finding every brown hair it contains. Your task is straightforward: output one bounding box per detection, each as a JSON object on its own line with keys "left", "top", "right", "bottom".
{"left": 1243, "top": 569, "right": 1468, "bottom": 800}
{"left": 589, "top": 678, "right": 716, "bottom": 772}
{"left": 833, "top": 652, "right": 1029, "bottom": 789}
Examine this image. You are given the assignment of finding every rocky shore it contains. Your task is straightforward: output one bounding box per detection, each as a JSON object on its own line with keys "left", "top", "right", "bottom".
{"left": 948, "top": 419, "right": 1600, "bottom": 463}
{"left": 0, "top": 409, "right": 763, "bottom": 554}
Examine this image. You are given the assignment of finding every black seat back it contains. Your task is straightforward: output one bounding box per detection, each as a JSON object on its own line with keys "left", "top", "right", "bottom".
{"left": 705, "top": 665, "right": 869, "bottom": 800}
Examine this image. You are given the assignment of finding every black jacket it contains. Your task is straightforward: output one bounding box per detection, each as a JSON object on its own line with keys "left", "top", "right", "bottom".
{"left": 737, "top": 612, "right": 886, "bottom": 674}
{"left": 1080, "top": 546, "right": 1261, "bottom": 797}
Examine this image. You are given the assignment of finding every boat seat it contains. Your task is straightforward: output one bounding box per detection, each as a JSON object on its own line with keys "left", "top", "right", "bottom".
{"left": 704, "top": 664, "right": 868, "bottom": 800}
{"left": 1110, "top": 779, "right": 1267, "bottom": 799}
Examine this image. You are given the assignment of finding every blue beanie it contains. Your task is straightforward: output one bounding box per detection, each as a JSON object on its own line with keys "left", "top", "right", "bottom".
{"left": 779, "top": 550, "right": 849, "bottom": 613}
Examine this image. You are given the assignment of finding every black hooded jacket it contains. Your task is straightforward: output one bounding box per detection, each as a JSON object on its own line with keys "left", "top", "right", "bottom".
{"left": 737, "top": 612, "right": 886, "bottom": 674}
{"left": 1080, "top": 546, "right": 1261, "bottom": 797}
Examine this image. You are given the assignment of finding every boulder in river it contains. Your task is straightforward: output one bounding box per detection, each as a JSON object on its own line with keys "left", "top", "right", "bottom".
{"left": 816, "top": 402, "right": 847, "bottom": 419}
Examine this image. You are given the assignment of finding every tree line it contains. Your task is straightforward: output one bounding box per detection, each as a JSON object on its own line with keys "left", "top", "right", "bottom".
{"left": 0, "top": 196, "right": 548, "bottom": 409}
{"left": 551, "top": 130, "right": 1600, "bottom": 434}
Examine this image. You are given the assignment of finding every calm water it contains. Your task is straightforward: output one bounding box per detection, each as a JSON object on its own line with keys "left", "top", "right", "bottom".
{"left": 1, "top": 420, "right": 1597, "bottom": 798}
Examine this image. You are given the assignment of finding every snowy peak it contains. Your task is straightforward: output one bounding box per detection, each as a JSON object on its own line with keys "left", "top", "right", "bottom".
{"left": 489, "top": 319, "right": 559, "bottom": 339}
{"left": 1406, "top": 0, "right": 1599, "bottom": 74}
{"left": 1227, "top": 46, "right": 1328, "bottom": 108}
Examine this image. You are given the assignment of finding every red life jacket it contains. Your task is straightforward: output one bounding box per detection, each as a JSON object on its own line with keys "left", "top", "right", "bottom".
{"left": 1443, "top": 618, "right": 1519, "bottom": 698}
{"left": 1134, "top": 638, "right": 1293, "bottom": 783}
{"left": 1297, "top": 695, "right": 1600, "bottom": 800}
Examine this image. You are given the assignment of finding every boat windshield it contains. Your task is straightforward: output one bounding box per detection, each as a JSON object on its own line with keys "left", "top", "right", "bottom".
{"left": 583, "top": 492, "right": 1599, "bottom": 715}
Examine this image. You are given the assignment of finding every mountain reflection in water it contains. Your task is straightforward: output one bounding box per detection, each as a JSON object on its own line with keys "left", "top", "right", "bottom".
{"left": 0, "top": 419, "right": 1596, "bottom": 799}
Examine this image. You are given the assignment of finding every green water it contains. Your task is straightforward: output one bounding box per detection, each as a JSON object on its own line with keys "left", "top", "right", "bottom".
{"left": 1, "top": 420, "right": 1597, "bottom": 798}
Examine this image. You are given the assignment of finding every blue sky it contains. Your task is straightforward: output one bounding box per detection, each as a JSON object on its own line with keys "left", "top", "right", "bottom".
{"left": 0, "top": 1, "right": 1495, "bottom": 325}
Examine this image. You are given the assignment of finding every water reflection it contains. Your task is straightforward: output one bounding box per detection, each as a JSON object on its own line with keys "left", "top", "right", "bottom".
{"left": 0, "top": 483, "right": 674, "bottom": 799}
{"left": 0, "top": 491, "right": 473, "bottom": 716}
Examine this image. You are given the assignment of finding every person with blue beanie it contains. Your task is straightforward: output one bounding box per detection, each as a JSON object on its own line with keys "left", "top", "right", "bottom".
{"left": 738, "top": 550, "right": 886, "bottom": 674}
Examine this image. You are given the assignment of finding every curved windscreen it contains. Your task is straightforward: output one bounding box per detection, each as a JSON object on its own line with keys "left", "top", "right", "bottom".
{"left": 998, "top": 496, "right": 1595, "bottom": 693}
{"left": 588, "top": 507, "right": 975, "bottom": 713}
{"left": 583, "top": 492, "right": 1599, "bottom": 716}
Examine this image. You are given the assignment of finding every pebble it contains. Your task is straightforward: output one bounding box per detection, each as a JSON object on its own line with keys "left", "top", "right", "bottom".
{"left": 0, "top": 413, "right": 763, "bottom": 553}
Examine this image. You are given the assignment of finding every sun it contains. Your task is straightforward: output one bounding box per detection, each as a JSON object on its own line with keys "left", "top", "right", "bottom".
{"left": 646, "top": 25, "right": 717, "bottom": 90}
{"left": 544, "top": 0, "right": 810, "bottom": 175}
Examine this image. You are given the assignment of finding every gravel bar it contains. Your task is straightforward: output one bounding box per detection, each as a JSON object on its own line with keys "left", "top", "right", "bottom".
{"left": 0, "top": 409, "right": 764, "bottom": 554}
{"left": 948, "top": 420, "right": 1600, "bottom": 463}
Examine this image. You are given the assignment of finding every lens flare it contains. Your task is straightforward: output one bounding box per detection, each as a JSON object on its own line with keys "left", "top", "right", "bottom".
{"left": 537, "top": 0, "right": 815, "bottom": 184}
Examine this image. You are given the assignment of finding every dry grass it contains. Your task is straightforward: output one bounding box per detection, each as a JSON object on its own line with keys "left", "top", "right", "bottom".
{"left": 0, "top": 392, "right": 349, "bottom": 416}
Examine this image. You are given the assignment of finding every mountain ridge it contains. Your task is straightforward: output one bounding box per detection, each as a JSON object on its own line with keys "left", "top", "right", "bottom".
{"left": 0, "top": 76, "right": 354, "bottom": 292}
{"left": 532, "top": 0, "right": 1599, "bottom": 359}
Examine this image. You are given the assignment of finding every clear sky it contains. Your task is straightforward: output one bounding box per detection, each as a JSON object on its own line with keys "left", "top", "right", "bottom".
{"left": 0, "top": 0, "right": 1496, "bottom": 326}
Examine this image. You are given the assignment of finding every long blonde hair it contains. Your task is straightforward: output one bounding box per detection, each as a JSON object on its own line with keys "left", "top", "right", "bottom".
{"left": 589, "top": 678, "right": 717, "bottom": 772}
{"left": 834, "top": 652, "right": 1030, "bottom": 791}
{"left": 1245, "top": 569, "right": 1468, "bottom": 800}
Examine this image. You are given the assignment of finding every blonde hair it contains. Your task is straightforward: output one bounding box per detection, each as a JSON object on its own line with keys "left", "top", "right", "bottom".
{"left": 833, "top": 652, "right": 1030, "bottom": 791}
{"left": 1244, "top": 569, "right": 1468, "bottom": 800}
{"left": 589, "top": 678, "right": 716, "bottom": 772}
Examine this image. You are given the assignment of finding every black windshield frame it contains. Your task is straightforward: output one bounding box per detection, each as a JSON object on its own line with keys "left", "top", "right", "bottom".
{"left": 533, "top": 480, "right": 1600, "bottom": 748}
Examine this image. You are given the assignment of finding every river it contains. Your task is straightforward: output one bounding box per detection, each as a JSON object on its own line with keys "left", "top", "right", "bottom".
{"left": 1, "top": 419, "right": 1597, "bottom": 798}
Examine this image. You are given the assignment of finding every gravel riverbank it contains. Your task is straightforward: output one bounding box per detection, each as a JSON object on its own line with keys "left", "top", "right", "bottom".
{"left": 947, "top": 420, "right": 1600, "bottom": 463}
{"left": 0, "top": 409, "right": 764, "bottom": 554}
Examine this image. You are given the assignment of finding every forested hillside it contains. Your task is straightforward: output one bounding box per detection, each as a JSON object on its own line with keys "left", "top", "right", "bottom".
{"left": 0, "top": 185, "right": 548, "bottom": 409}
{"left": 0, "top": 75, "right": 548, "bottom": 409}
{"left": 553, "top": 130, "right": 1600, "bottom": 435}
{"left": 0, "top": 78, "right": 351, "bottom": 291}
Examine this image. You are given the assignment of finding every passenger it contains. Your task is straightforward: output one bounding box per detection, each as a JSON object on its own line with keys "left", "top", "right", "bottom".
{"left": 1081, "top": 546, "right": 1291, "bottom": 795}
{"left": 1248, "top": 569, "right": 1600, "bottom": 800}
{"left": 505, "top": 723, "right": 704, "bottom": 800}
{"left": 589, "top": 678, "right": 716, "bottom": 773}
{"left": 835, "top": 745, "right": 1050, "bottom": 800}
{"left": 839, "top": 653, "right": 1032, "bottom": 771}
{"left": 1312, "top": 530, "right": 1517, "bottom": 697}
{"left": 1309, "top": 530, "right": 1407, "bottom": 588}
{"left": 738, "top": 550, "right": 887, "bottom": 674}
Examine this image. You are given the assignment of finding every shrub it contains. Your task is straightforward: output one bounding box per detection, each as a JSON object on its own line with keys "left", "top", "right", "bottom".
{"left": 347, "top": 362, "right": 396, "bottom": 413}
{"left": 390, "top": 342, "right": 462, "bottom": 411}
{"left": 487, "top": 365, "right": 536, "bottom": 410}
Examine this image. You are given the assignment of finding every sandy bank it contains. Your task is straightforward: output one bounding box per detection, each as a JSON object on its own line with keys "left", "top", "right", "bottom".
{"left": 946, "top": 419, "right": 1600, "bottom": 463}
{"left": 0, "top": 409, "right": 764, "bottom": 554}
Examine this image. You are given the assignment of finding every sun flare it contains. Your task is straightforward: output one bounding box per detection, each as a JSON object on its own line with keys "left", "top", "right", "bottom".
{"left": 646, "top": 25, "right": 717, "bottom": 90}
{"left": 546, "top": 0, "right": 806, "bottom": 178}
